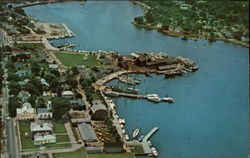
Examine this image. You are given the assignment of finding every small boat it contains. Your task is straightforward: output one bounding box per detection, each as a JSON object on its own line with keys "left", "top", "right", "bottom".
{"left": 125, "top": 134, "right": 129, "bottom": 141}
{"left": 132, "top": 128, "right": 140, "bottom": 139}
{"left": 162, "top": 97, "right": 175, "bottom": 103}
{"left": 147, "top": 94, "right": 158, "bottom": 97}
{"left": 147, "top": 96, "right": 162, "bottom": 103}
{"left": 148, "top": 140, "right": 152, "bottom": 147}
{"left": 138, "top": 135, "right": 144, "bottom": 142}
{"left": 151, "top": 147, "right": 158, "bottom": 156}
{"left": 80, "top": 1, "right": 85, "bottom": 5}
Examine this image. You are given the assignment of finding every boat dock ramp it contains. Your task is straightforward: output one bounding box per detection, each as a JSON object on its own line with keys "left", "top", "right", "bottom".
{"left": 117, "top": 76, "right": 141, "bottom": 85}
{"left": 127, "top": 127, "right": 159, "bottom": 157}
{"left": 104, "top": 90, "right": 174, "bottom": 103}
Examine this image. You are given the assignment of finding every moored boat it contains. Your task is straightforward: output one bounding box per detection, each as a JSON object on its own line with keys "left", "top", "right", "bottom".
{"left": 147, "top": 96, "right": 162, "bottom": 103}
{"left": 162, "top": 97, "right": 175, "bottom": 103}
{"left": 138, "top": 135, "right": 144, "bottom": 142}
{"left": 132, "top": 128, "right": 140, "bottom": 139}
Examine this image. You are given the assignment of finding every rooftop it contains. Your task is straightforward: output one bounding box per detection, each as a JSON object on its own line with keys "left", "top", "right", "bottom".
{"left": 77, "top": 123, "right": 98, "bottom": 142}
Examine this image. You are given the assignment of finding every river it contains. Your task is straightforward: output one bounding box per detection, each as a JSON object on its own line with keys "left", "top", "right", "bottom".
{"left": 24, "top": 1, "right": 249, "bottom": 158}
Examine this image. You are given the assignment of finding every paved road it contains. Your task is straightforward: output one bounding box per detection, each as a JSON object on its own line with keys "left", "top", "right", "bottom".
{"left": 2, "top": 58, "right": 19, "bottom": 158}
{"left": 6, "top": 119, "right": 18, "bottom": 158}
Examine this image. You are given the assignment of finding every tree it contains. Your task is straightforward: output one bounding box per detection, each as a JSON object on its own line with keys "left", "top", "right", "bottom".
{"left": 50, "top": 69, "right": 60, "bottom": 77}
{"left": 8, "top": 96, "right": 21, "bottom": 117}
{"left": 24, "top": 83, "right": 41, "bottom": 96}
{"left": 71, "top": 66, "right": 79, "bottom": 76}
{"left": 52, "top": 98, "right": 70, "bottom": 121}
{"left": 67, "top": 78, "right": 78, "bottom": 89}
{"left": 31, "top": 62, "right": 40, "bottom": 75}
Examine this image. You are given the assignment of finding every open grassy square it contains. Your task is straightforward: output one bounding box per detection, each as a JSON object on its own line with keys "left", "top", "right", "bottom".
{"left": 16, "top": 43, "right": 45, "bottom": 49}
{"left": 18, "top": 121, "right": 39, "bottom": 150}
{"left": 56, "top": 135, "right": 70, "bottom": 143}
{"left": 53, "top": 52, "right": 101, "bottom": 67}
{"left": 53, "top": 148, "right": 87, "bottom": 158}
{"left": 53, "top": 122, "right": 67, "bottom": 134}
{"left": 89, "top": 153, "right": 136, "bottom": 158}
{"left": 19, "top": 121, "right": 71, "bottom": 150}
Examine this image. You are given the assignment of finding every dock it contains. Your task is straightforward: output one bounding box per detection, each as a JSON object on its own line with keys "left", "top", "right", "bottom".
{"left": 143, "top": 127, "right": 159, "bottom": 141}
{"left": 140, "top": 127, "right": 159, "bottom": 156}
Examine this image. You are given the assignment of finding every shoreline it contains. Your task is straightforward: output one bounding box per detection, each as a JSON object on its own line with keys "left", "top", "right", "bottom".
{"left": 132, "top": 1, "right": 249, "bottom": 48}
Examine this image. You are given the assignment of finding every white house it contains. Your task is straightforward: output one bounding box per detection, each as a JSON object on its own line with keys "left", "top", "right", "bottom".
{"left": 16, "top": 102, "right": 35, "bottom": 120}
{"left": 62, "top": 90, "right": 75, "bottom": 98}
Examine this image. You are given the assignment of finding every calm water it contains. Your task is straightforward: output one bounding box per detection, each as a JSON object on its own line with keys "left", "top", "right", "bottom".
{"left": 24, "top": 1, "right": 249, "bottom": 158}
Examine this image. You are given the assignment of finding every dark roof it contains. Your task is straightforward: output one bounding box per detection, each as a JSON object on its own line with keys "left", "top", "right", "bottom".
{"left": 91, "top": 103, "right": 107, "bottom": 113}
{"left": 146, "top": 59, "right": 168, "bottom": 66}
{"left": 158, "top": 64, "right": 178, "bottom": 71}
{"left": 71, "top": 118, "right": 91, "bottom": 123}
{"left": 104, "top": 141, "right": 123, "bottom": 148}
{"left": 77, "top": 123, "right": 98, "bottom": 142}
{"left": 37, "top": 108, "right": 49, "bottom": 114}
{"left": 69, "top": 99, "right": 84, "bottom": 106}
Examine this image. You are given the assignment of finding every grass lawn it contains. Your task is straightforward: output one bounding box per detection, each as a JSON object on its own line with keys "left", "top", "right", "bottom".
{"left": 19, "top": 121, "right": 39, "bottom": 150}
{"left": 89, "top": 153, "right": 135, "bottom": 158}
{"left": 53, "top": 52, "right": 101, "bottom": 67}
{"left": 131, "top": 144, "right": 144, "bottom": 154}
{"left": 44, "top": 143, "right": 71, "bottom": 149}
{"left": 53, "top": 148, "right": 87, "bottom": 158}
{"left": 53, "top": 123, "right": 67, "bottom": 134}
{"left": 53, "top": 148, "right": 135, "bottom": 158}
{"left": 16, "top": 43, "right": 45, "bottom": 49}
{"left": 56, "top": 135, "right": 70, "bottom": 143}
{"left": 19, "top": 121, "right": 71, "bottom": 150}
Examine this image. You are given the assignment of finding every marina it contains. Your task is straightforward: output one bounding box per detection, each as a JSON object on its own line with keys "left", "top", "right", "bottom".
{"left": 23, "top": 2, "right": 249, "bottom": 158}
{"left": 104, "top": 90, "right": 175, "bottom": 104}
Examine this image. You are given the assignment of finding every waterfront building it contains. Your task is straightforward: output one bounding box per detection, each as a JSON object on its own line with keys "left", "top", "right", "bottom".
{"left": 90, "top": 100, "right": 108, "bottom": 121}
{"left": 70, "top": 118, "right": 91, "bottom": 127}
{"left": 77, "top": 123, "right": 98, "bottom": 142}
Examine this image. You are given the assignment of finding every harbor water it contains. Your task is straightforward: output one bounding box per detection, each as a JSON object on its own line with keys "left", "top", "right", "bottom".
{"left": 24, "top": 1, "right": 249, "bottom": 158}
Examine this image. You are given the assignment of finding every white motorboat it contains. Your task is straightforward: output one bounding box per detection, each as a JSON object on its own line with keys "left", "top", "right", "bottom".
{"left": 132, "top": 128, "right": 140, "bottom": 139}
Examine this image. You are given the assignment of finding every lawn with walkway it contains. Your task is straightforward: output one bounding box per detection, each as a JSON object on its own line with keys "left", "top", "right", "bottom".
{"left": 56, "top": 135, "right": 70, "bottom": 143}
{"left": 53, "top": 148, "right": 136, "bottom": 158}
{"left": 53, "top": 122, "right": 67, "bottom": 134}
{"left": 19, "top": 121, "right": 71, "bottom": 150}
{"left": 53, "top": 51, "right": 101, "bottom": 67}
{"left": 53, "top": 148, "right": 87, "bottom": 158}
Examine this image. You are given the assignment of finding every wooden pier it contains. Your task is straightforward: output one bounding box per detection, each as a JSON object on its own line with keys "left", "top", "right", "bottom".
{"left": 143, "top": 127, "right": 159, "bottom": 141}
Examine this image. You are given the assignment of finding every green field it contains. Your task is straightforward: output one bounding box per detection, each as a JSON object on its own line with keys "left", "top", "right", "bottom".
{"left": 53, "top": 52, "right": 101, "bottom": 67}
{"left": 16, "top": 43, "right": 45, "bottom": 49}
{"left": 19, "top": 121, "right": 71, "bottom": 150}
{"left": 19, "top": 121, "right": 38, "bottom": 150}
{"left": 89, "top": 153, "right": 136, "bottom": 158}
{"left": 53, "top": 148, "right": 136, "bottom": 158}
{"left": 53, "top": 123, "right": 67, "bottom": 134}
{"left": 56, "top": 135, "right": 70, "bottom": 143}
{"left": 53, "top": 148, "right": 87, "bottom": 158}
